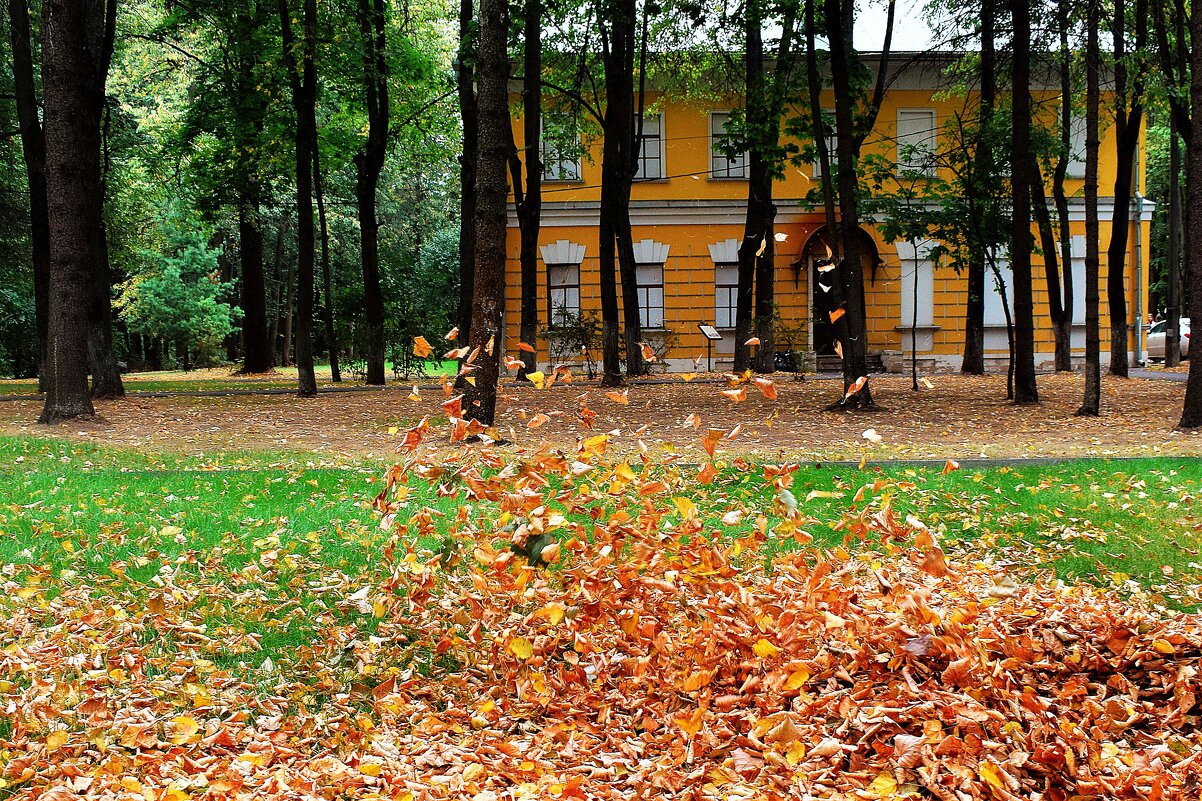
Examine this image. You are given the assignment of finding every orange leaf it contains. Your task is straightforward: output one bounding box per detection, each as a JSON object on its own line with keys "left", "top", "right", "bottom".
{"left": 413, "top": 336, "right": 433, "bottom": 358}
{"left": 744, "top": 336, "right": 761, "bottom": 346}
{"left": 829, "top": 307, "right": 845, "bottom": 324}
{"left": 942, "top": 459, "right": 960, "bottom": 474}
{"left": 698, "top": 462, "right": 716, "bottom": 484}
{"left": 721, "top": 387, "right": 747, "bottom": 403}
{"left": 444, "top": 326, "right": 459, "bottom": 341}
{"left": 605, "top": 390, "right": 629, "bottom": 404}
{"left": 754, "top": 377, "right": 777, "bottom": 399}
{"left": 640, "top": 342, "right": 656, "bottom": 362}
{"left": 518, "top": 341, "right": 536, "bottom": 353}
{"left": 700, "top": 428, "right": 726, "bottom": 457}
{"left": 441, "top": 394, "right": 463, "bottom": 418}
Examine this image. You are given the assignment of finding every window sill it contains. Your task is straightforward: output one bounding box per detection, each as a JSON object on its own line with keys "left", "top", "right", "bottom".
{"left": 894, "top": 325, "right": 942, "bottom": 332}
{"left": 707, "top": 176, "right": 748, "bottom": 182}
{"left": 542, "top": 178, "right": 585, "bottom": 184}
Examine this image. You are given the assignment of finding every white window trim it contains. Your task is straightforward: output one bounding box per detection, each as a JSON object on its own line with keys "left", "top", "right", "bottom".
{"left": 810, "top": 108, "right": 837, "bottom": 178}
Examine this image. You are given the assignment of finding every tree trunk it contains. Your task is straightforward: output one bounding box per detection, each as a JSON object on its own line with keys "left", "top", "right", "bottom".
{"left": 1009, "top": 0, "right": 1038, "bottom": 403}
{"left": 39, "top": 0, "right": 116, "bottom": 422}
{"left": 238, "top": 194, "right": 273, "bottom": 372}
{"left": 8, "top": 0, "right": 51, "bottom": 392}
{"left": 1179, "top": 0, "right": 1202, "bottom": 426}
{"left": 598, "top": 0, "right": 644, "bottom": 379}
{"left": 1030, "top": 159, "right": 1072, "bottom": 373}
{"left": 824, "top": 0, "right": 872, "bottom": 407}
{"left": 355, "top": 0, "right": 389, "bottom": 385}
{"left": 1079, "top": 0, "right": 1102, "bottom": 416}
{"left": 515, "top": 0, "right": 541, "bottom": 380}
{"left": 279, "top": 0, "right": 318, "bottom": 396}
{"left": 962, "top": 0, "right": 994, "bottom": 375}
{"left": 314, "top": 143, "right": 341, "bottom": 381}
{"left": 88, "top": 218, "right": 124, "bottom": 397}
{"left": 1052, "top": 0, "right": 1075, "bottom": 373}
{"left": 1167, "top": 116, "right": 1182, "bottom": 368}
{"left": 463, "top": 0, "right": 509, "bottom": 426}
{"left": 456, "top": 0, "right": 478, "bottom": 343}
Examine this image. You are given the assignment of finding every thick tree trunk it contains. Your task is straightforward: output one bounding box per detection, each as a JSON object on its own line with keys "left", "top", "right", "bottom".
{"left": 456, "top": 0, "right": 478, "bottom": 343}
{"left": 463, "top": 0, "right": 509, "bottom": 426}
{"left": 1179, "top": 0, "right": 1202, "bottom": 426}
{"left": 238, "top": 195, "right": 273, "bottom": 372}
{"left": 516, "top": 0, "right": 541, "bottom": 380}
{"left": 355, "top": 0, "right": 389, "bottom": 385}
{"left": 39, "top": 0, "right": 116, "bottom": 422}
{"left": 8, "top": 0, "right": 51, "bottom": 392}
{"left": 1079, "top": 1, "right": 1102, "bottom": 416}
{"left": 279, "top": 0, "right": 318, "bottom": 396}
{"left": 1009, "top": 0, "right": 1038, "bottom": 403}
{"left": 598, "top": 0, "right": 643, "bottom": 378}
{"left": 314, "top": 144, "right": 341, "bottom": 381}
{"left": 824, "top": 0, "right": 872, "bottom": 407}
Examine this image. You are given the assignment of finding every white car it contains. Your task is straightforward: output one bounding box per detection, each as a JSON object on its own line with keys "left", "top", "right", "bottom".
{"left": 1147, "top": 318, "right": 1190, "bottom": 361}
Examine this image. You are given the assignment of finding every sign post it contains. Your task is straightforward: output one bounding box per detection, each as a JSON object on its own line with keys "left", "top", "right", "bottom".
{"left": 697, "top": 324, "right": 723, "bottom": 372}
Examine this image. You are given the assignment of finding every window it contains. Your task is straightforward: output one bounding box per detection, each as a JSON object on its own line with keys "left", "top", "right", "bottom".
{"left": 898, "top": 240, "right": 935, "bottom": 330}
{"left": 635, "top": 114, "right": 664, "bottom": 180}
{"left": 710, "top": 112, "right": 748, "bottom": 179}
{"left": 983, "top": 256, "right": 1014, "bottom": 328}
{"left": 810, "top": 109, "right": 837, "bottom": 177}
{"left": 541, "top": 124, "right": 581, "bottom": 182}
{"left": 896, "top": 109, "right": 937, "bottom": 176}
{"left": 1066, "top": 116, "right": 1086, "bottom": 179}
{"left": 714, "top": 265, "right": 739, "bottom": 328}
{"left": 636, "top": 263, "right": 664, "bottom": 328}
{"left": 547, "top": 263, "right": 580, "bottom": 326}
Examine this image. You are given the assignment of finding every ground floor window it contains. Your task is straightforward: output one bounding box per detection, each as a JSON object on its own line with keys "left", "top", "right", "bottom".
{"left": 547, "top": 263, "right": 580, "bottom": 326}
{"left": 714, "top": 264, "right": 739, "bottom": 328}
{"left": 636, "top": 263, "right": 664, "bottom": 329}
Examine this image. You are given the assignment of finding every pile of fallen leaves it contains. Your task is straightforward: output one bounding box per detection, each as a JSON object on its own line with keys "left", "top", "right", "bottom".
{"left": 3, "top": 436, "right": 1201, "bottom": 800}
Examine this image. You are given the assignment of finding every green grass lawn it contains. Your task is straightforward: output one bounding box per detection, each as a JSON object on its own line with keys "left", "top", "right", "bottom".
{"left": 3, "top": 433, "right": 1201, "bottom": 675}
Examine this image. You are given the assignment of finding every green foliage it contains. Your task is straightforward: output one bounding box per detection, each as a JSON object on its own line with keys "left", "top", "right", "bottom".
{"left": 543, "top": 309, "right": 602, "bottom": 379}
{"left": 118, "top": 217, "right": 240, "bottom": 367}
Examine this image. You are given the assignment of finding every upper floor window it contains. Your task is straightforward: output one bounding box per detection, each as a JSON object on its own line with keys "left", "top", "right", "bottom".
{"left": 542, "top": 124, "right": 582, "bottom": 182}
{"left": 810, "top": 109, "right": 837, "bottom": 177}
{"left": 1066, "top": 116, "right": 1086, "bottom": 179}
{"left": 636, "top": 264, "right": 665, "bottom": 329}
{"left": 896, "top": 109, "right": 937, "bottom": 176}
{"left": 710, "top": 111, "right": 748, "bottom": 179}
{"left": 635, "top": 114, "right": 664, "bottom": 180}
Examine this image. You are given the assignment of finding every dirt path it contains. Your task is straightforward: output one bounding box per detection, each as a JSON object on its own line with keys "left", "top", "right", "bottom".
{"left": 4, "top": 373, "right": 1199, "bottom": 462}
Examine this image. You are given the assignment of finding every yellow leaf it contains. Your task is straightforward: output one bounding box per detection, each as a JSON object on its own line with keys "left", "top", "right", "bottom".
{"left": 360, "top": 763, "right": 382, "bottom": 777}
{"left": 784, "top": 668, "right": 810, "bottom": 691}
{"left": 672, "top": 496, "right": 697, "bottom": 518}
{"left": 978, "top": 762, "right": 1005, "bottom": 789}
{"left": 753, "top": 638, "right": 781, "bottom": 658}
{"left": 388, "top": 426, "right": 398, "bottom": 435}
{"left": 785, "top": 740, "right": 807, "bottom": 765}
{"left": 412, "top": 336, "right": 433, "bottom": 358}
{"left": 867, "top": 773, "right": 898, "bottom": 798}
{"left": 46, "top": 730, "right": 69, "bottom": 752}
{"left": 525, "top": 370, "right": 546, "bottom": 389}
{"left": 1152, "top": 638, "right": 1175, "bottom": 655}
{"left": 170, "top": 715, "right": 200, "bottom": 744}
{"left": 508, "top": 637, "right": 534, "bottom": 660}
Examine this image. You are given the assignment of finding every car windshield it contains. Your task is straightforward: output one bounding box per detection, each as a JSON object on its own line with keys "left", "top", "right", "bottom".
{"left": 1150, "top": 321, "right": 1166, "bottom": 334}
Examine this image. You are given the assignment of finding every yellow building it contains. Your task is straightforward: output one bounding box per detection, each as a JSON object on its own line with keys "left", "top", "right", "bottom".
{"left": 504, "top": 53, "right": 1152, "bottom": 373}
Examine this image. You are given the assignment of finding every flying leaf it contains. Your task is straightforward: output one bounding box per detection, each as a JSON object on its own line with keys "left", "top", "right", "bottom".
{"left": 443, "top": 346, "right": 469, "bottom": 360}
{"left": 862, "top": 428, "right": 883, "bottom": 444}
{"left": 942, "top": 459, "right": 960, "bottom": 474}
{"left": 605, "top": 390, "right": 629, "bottom": 404}
{"left": 640, "top": 342, "right": 657, "bottom": 362}
{"left": 444, "top": 326, "right": 459, "bottom": 341}
{"left": 829, "top": 308, "right": 846, "bottom": 324}
{"left": 518, "top": 341, "right": 536, "bottom": 353}
{"left": 527, "top": 371, "right": 546, "bottom": 389}
{"left": 413, "top": 336, "right": 433, "bottom": 358}
{"left": 744, "top": 336, "right": 761, "bottom": 346}
{"left": 722, "top": 387, "right": 747, "bottom": 403}
{"left": 528, "top": 413, "right": 551, "bottom": 429}
{"left": 756, "top": 238, "right": 767, "bottom": 257}
{"left": 754, "top": 377, "right": 777, "bottom": 399}
{"left": 504, "top": 355, "right": 525, "bottom": 370}
{"left": 700, "top": 429, "right": 726, "bottom": 457}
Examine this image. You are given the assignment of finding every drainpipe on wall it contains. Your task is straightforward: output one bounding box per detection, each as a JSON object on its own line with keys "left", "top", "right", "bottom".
{"left": 1134, "top": 191, "right": 1145, "bottom": 366}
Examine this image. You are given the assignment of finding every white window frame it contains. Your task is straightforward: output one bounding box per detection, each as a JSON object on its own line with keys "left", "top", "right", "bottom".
{"left": 1066, "top": 116, "right": 1086, "bottom": 179}
{"left": 636, "top": 264, "right": 665, "bottom": 329}
{"left": 983, "top": 254, "right": 1014, "bottom": 328}
{"left": 710, "top": 111, "right": 748, "bottom": 179}
{"left": 810, "top": 108, "right": 837, "bottom": 178}
{"left": 541, "top": 123, "right": 582, "bottom": 182}
{"left": 898, "top": 240, "right": 935, "bottom": 330}
{"left": 714, "top": 264, "right": 740, "bottom": 329}
{"left": 896, "top": 108, "right": 938, "bottom": 177}
{"left": 547, "top": 263, "right": 581, "bottom": 327}
{"left": 635, "top": 113, "right": 665, "bottom": 180}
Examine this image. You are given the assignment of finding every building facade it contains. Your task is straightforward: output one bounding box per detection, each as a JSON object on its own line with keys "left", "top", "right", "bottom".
{"left": 503, "top": 55, "right": 1152, "bottom": 373}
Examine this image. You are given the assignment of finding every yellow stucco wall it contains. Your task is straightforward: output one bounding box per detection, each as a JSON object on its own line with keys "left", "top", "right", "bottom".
{"left": 503, "top": 84, "right": 1151, "bottom": 370}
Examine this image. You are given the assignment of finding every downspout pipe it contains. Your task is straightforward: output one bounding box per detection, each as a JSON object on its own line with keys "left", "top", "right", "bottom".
{"left": 1134, "top": 190, "right": 1145, "bottom": 365}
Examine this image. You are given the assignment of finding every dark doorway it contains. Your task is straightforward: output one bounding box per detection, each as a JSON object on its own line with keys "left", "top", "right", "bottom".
{"left": 798, "top": 225, "right": 882, "bottom": 357}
